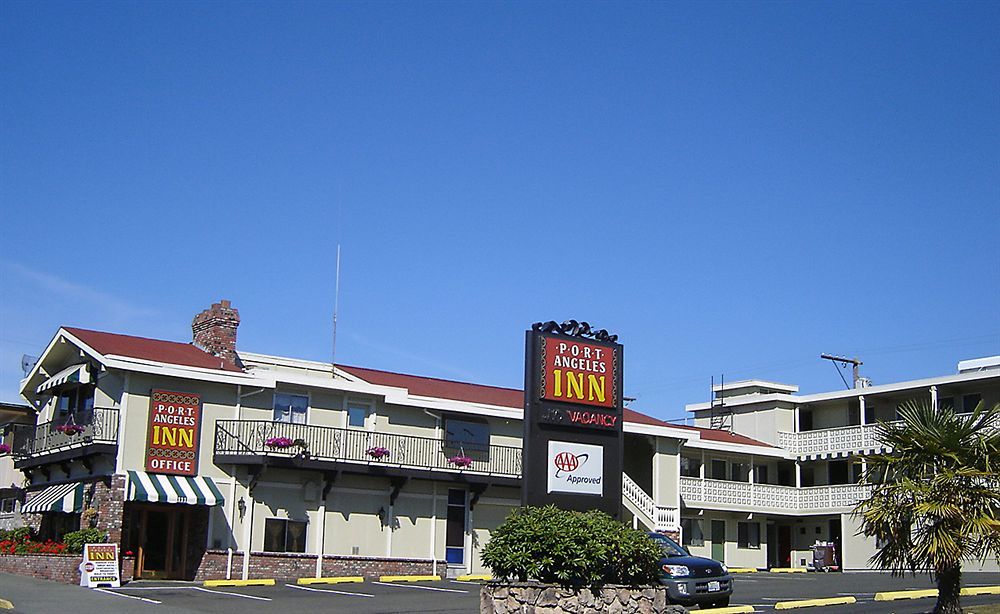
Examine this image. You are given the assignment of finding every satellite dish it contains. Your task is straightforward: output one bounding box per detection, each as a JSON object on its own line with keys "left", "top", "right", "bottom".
{"left": 20, "top": 354, "right": 39, "bottom": 376}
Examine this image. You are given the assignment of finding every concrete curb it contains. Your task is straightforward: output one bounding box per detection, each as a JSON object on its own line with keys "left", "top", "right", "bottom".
{"left": 203, "top": 578, "right": 275, "bottom": 587}
{"left": 874, "top": 589, "right": 937, "bottom": 601}
{"left": 774, "top": 596, "right": 857, "bottom": 609}
{"left": 297, "top": 576, "right": 364, "bottom": 585}
{"left": 962, "top": 586, "right": 1000, "bottom": 596}
{"left": 378, "top": 575, "right": 441, "bottom": 583}
{"left": 455, "top": 574, "right": 492, "bottom": 582}
{"left": 698, "top": 606, "right": 754, "bottom": 613}
{"left": 770, "top": 568, "right": 807, "bottom": 573}
{"left": 728, "top": 568, "right": 759, "bottom": 573}
{"left": 0, "top": 598, "right": 12, "bottom": 610}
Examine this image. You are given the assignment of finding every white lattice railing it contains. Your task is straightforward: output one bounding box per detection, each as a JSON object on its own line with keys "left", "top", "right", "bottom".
{"left": 622, "top": 472, "right": 679, "bottom": 531}
{"left": 680, "top": 476, "right": 872, "bottom": 513}
{"left": 777, "top": 424, "right": 885, "bottom": 458}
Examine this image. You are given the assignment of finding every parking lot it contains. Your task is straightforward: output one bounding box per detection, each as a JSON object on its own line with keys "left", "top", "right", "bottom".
{"left": 1, "top": 571, "right": 999, "bottom": 613}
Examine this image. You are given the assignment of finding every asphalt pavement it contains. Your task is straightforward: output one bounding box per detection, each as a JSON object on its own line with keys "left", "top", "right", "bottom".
{"left": 0, "top": 571, "right": 998, "bottom": 613}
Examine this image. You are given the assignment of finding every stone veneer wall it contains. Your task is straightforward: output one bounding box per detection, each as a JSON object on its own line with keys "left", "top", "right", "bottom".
{"left": 480, "top": 583, "right": 689, "bottom": 614}
{"left": 0, "top": 553, "right": 135, "bottom": 584}
{"left": 195, "top": 550, "right": 447, "bottom": 581}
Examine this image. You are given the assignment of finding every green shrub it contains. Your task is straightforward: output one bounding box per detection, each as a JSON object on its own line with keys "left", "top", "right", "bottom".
{"left": 480, "top": 505, "right": 662, "bottom": 586}
{"left": 62, "top": 528, "right": 107, "bottom": 554}
{"left": 0, "top": 527, "right": 33, "bottom": 543}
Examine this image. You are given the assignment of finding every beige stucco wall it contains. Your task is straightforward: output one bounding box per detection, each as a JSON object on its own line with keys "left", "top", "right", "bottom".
{"left": 681, "top": 513, "right": 768, "bottom": 569}
{"left": 653, "top": 438, "right": 682, "bottom": 507}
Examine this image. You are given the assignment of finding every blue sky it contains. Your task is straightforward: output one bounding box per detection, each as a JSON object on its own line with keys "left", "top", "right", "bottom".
{"left": 1, "top": 1, "right": 997, "bottom": 421}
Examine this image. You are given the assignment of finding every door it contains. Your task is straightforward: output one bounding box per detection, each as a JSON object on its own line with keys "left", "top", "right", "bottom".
{"left": 828, "top": 518, "right": 842, "bottom": 567}
{"left": 711, "top": 520, "right": 725, "bottom": 563}
{"left": 777, "top": 525, "right": 792, "bottom": 567}
{"left": 136, "top": 506, "right": 190, "bottom": 580}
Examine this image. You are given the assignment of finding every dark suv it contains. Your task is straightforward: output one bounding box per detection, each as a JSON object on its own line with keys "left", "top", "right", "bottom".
{"left": 648, "top": 532, "right": 733, "bottom": 609}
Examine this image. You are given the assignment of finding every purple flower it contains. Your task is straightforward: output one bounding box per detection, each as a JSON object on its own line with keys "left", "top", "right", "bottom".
{"left": 448, "top": 455, "right": 473, "bottom": 468}
{"left": 0, "top": 444, "right": 10, "bottom": 454}
{"left": 367, "top": 446, "right": 390, "bottom": 459}
{"left": 265, "top": 436, "right": 294, "bottom": 449}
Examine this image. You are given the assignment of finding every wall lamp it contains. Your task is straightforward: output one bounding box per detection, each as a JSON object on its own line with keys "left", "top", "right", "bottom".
{"left": 238, "top": 497, "right": 247, "bottom": 521}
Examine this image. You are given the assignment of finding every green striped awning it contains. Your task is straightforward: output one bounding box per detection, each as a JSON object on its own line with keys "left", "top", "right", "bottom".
{"left": 36, "top": 363, "right": 90, "bottom": 394}
{"left": 126, "top": 471, "right": 224, "bottom": 506}
{"left": 22, "top": 482, "right": 85, "bottom": 513}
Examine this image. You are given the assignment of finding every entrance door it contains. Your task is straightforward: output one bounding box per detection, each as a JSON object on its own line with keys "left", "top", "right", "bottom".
{"left": 777, "top": 525, "right": 792, "bottom": 567}
{"left": 828, "top": 518, "right": 842, "bottom": 567}
{"left": 135, "top": 506, "right": 190, "bottom": 580}
{"left": 711, "top": 520, "right": 726, "bottom": 563}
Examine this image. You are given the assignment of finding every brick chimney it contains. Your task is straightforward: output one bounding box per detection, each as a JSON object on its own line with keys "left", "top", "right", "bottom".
{"left": 192, "top": 300, "right": 241, "bottom": 367}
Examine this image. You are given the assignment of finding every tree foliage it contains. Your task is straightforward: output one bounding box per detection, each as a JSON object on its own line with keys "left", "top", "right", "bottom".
{"left": 855, "top": 400, "right": 1000, "bottom": 614}
{"left": 481, "top": 505, "right": 662, "bottom": 586}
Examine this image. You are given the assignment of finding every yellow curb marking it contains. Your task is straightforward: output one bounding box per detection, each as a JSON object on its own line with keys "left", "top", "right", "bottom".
{"left": 297, "top": 576, "right": 364, "bottom": 585}
{"left": 962, "top": 586, "right": 1000, "bottom": 596}
{"left": 874, "top": 589, "right": 938, "bottom": 601}
{"left": 378, "top": 575, "right": 441, "bottom": 583}
{"left": 698, "top": 606, "right": 755, "bottom": 614}
{"left": 728, "top": 568, "right": 759, "bottom": 573}
{"left": 203, "top": 579, "right": 275, "bottom": 587}
{"left": 0, "top": 598, "right": 12, "bottom": 610}
{"left": 455, "top": 574, "right": 492, "bottom": 582}
{"left": 770, "top": 568, "right": 807, "bottom": 573}
{"left": 775, "top": 596, "right": 856, "bottom": 610}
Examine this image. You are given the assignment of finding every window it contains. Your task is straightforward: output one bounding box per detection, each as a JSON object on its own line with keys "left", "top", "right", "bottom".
{"left": 347, "top": 403, "right": 368, "bottom": 428}
{"left": 444, "top": 418, "right": 490, "bottom": 461}
{"left": 273, "top": 393, "right": 307, "bottom": 424}
{"left": 937, "top": 397, "right": 954, "bottom": 411}
{"left": 446, "top": 489, "right": 466, "bottom": 565}
{"left": 680, "top": 456, "right": 701, "bottom": 478}
{"left": 681, "top": 518, "right": 705, "bottom": 547}
{"left": 39, "top": 513, "right": 80, "bottom": 541}
{"left": 754, "top": 464, "right": 769, "bottom": 484}
{"left": 0, "top": 498, "right": 15, "bottom": 514}
{"left": 711, "top": 460, "right": 727, "bottom": 480}
{"left": 799, "top": 409, "right": 813, "bottom": 431}
{"left": 962, "top": 394, "right": 982, "bottom": 413}
{"left": 801, "top": 466, "right": 815, "bottom": 487}
{"left": 738, "top": 522, "right": 760, "bottom": 549}
{"left": 263, "top": 518, "right": 307, "bottom": 553}
{"left": 731, "top": 463, "right": 750, "bottom": 483}
{"left": 55, "top": 386, "right": 95, "bottom": 420}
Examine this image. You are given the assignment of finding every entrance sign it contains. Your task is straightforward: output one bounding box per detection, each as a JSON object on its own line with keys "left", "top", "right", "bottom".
{"left": 80, "top": 543, "right": 121, "bottom": 588}
{"left": 523, "top": 320, "right": 624, "bottom": 518}
{"left": 145, "top": 390, "right": 203, "bottom": 476}
{"left": 547, "top": 440, "right": 604, "bottom": 495}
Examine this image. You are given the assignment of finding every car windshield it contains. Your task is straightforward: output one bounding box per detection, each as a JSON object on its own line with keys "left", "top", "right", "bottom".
{"left": 649, "top": 533, "right": 687, "bottom": 557}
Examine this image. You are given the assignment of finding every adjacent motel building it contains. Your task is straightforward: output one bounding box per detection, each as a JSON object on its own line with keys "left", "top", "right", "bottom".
{"left": 7, "top": 300, "right": 1000, "bottom": 581}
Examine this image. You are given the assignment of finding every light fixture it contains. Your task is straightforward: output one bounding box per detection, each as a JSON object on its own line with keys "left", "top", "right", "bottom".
{"left": 238, "top": 497, "right": 246, "bottom": 520}
{"left": 377, "top": 506, "right": 386, "bottom": 525}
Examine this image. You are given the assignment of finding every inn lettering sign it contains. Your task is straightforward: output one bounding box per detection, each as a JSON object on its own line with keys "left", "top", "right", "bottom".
{"left": 522, "top": 320, "right": 624, "bottom": 518}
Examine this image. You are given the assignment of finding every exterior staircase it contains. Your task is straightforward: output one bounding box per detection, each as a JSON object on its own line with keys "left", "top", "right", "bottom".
{"left": 622, "top": 472, "right": 679, "bottom": 532}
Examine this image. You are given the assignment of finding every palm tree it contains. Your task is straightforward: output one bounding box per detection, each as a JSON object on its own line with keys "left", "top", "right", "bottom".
{"left": 855, "top": 399, "right": 1000, "bottom": 614}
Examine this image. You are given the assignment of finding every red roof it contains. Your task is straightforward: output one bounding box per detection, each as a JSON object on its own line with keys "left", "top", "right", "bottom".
{"left": 64, "top": 327, "right": 243, "bottom": 372}
{"left": 338, "top": 364, "right": 773, "bottom": 447}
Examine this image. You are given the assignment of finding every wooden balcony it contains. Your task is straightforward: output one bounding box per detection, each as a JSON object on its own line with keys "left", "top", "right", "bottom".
{"left": 214, "top": 420, "right": 522, "bottom": 486}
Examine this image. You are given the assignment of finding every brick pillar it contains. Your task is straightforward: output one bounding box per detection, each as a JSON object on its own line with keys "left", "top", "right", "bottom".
{"left": 192, "top": 300, "right": 241, "bottom": 367}
{"left": 89, "top": 475, "right": 126, "bottom": 543}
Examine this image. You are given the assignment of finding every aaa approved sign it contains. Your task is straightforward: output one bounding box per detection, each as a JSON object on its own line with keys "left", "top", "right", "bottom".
{"left": 546, "top": 440, "right": 604, "bottom": 496}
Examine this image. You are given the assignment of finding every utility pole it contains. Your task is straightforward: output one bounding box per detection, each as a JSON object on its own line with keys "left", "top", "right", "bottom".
{"left": 820, "top": 354, "right": 863, "bottom": 389}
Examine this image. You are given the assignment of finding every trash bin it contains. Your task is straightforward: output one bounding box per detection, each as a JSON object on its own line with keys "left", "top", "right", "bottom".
{"left": 811, "top": 542, "right": 838, "bottom": 572}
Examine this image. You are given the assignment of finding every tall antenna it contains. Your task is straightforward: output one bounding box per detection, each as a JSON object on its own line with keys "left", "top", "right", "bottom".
{"left": 331, "top": 244, "right": 341, "bottom": 378}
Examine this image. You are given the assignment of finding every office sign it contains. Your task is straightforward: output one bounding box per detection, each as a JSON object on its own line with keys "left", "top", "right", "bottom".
{"left": 145, "top": 389, "right": 202, "bottom": 476}
{"left": 547, "top": 440, "right": 604, "bottom": 495}
{"left": 522, "top": 320, "right": 624, "bottom": 518}
{"left": 80, "top": 543, "right": 120, "bottom": 588}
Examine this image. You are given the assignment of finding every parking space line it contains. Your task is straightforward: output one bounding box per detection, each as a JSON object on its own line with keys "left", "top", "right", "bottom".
{"left": 114, "top": 586, "right": 198, "bottom": 591}
{"left": 372, "top": 581, "right": 468, "bottom": 593}
{"left": 286, "top": 584, "right": 374, "bottom": 597}
{"left": 192, "top": 586, "right": 272, "bottom": 601}
{"left": 95, "top": 588, "right": 162, "bottom": 604}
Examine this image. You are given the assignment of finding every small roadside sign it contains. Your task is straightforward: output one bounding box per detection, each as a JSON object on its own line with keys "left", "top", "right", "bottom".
{"left": 79, "top": 543, "right": 121, "bottom": 588}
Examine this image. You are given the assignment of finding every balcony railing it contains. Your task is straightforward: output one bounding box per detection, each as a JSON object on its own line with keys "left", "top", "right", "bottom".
{"left": 778, "top": 412, "right": 976, "bottom": 458}
{"left": 214, "top": 420, "right": 522, "bottom": 479}
{"left": 680, "top": 476, "right": 872, "bottom": 514}
{"left": 11, "top": 408, "right": 120, "bottom": 457}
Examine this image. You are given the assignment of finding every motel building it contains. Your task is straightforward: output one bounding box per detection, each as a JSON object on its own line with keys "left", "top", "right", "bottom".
{"left": 7, "top": 300, "right": 1000, "bottom": 582}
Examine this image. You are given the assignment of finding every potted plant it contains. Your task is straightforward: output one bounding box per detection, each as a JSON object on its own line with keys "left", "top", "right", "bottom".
{"left": 367, "top": 446, "right": 390, "bottom": 460}
{"left": 264, "top": 436, "right": 294, "bottom": 449}
{"left": 448, "top": 454, "right": 473, "bottom": 468}
{"left": 55, "top": 424, "right": 85, "bottom": 435}
{"left": 0, "top": 444, "right": 10, "bottom": 454}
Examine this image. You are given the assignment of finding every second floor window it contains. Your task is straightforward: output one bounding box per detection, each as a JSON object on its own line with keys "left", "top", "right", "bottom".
{"left": 680, "top": 456, "right": 701, "bottom": 478}
{"left": 347, "top": 403, "right": 369, "bottom": 428}
{"left": 273, "top": 393, "right": 307, "bottom": 424}
{"left": 444, "top": 418, "right": 490, "bottom": 461}
{"left": 55, "top": 386, "right": 94, "bottom": 419}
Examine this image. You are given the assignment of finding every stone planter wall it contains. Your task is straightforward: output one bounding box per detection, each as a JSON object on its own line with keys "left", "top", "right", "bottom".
{"left": 195, "top": 549, "right": 446, "bottom": 581}
{"left": 480, "top": 582, "right": 689, "bottom": 614}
